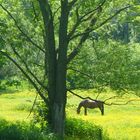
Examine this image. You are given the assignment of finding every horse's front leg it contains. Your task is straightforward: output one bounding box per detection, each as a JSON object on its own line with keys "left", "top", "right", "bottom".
{"left": 84, "top": 107, "right": 87, "bottom": 115}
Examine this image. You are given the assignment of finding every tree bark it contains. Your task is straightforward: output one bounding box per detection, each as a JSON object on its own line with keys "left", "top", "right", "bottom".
{"left": 38, "top": 0, "right": 68, "bottom": 137}
{"left": 51, "top": 0, "right": 69, "bottom": 137}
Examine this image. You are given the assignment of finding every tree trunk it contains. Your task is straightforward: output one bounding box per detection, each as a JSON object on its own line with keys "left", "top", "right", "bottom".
{"left": 51, "top": 0, "right": 68, "bottom": 137}
{"left": 51, "top": 39, "right": 67, "bottom": 137}
{"left": 38, "top": 0, "right": 68, "bottom": 138}
{"left": 53, "top": 100, "right": 66, "bottom": 136}
{"left": 46, "top": 63, "right": 67, "bottom": 139}
{"left": 49, "top": 60, "right": 67, "bottom": 138}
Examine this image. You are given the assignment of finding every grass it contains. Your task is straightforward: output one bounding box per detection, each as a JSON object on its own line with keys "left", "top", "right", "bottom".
{"left": 0, "top": 90, "right": 34, "bottom": 121}
{"left": 67, "top": 89, "right": 140, "bottom": 140}
{"left": 0, "top": 89, "right": 140, "bottom": 139}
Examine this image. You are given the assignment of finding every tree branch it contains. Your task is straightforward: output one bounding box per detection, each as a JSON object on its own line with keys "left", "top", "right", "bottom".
{"left": 68, "top": 0, "right": 78, "bottom": 9}
{"left": 0, "top": 4, "right": 45, "bottom": 53}
{"left": 104, "top": 99, "right": 140, "bottom": 106}
{"left": 67, "top": 5, "right": 130, "bottom": 63}
{"left": 67, "top": 89, "right": 97, "bottom": 101}
{"left": 95, "top": 92, "right": 102, "bottom": 100}
{"left": 68, "top": 0, "right": 106, "bottom": 40}
{"left": 31, "top": 1, "right": 39, "bottom": 22}
{"left": 0, "top": 50, "right": 48, "bottom": 103}
{"left": 94, "top": 5, "right": 131, "bottom": 30}
{"left": 103, "top": 96, "right": 121, "bottom": 102}
{"left": 26, "top": 92, "right": 39, "bottom": 119}
{"left": 53, "top": 6, "right": 61, "bottom": 19}
{"left": 70, "top": 5, "right": 131, "bottom": 41}
{"left": 67, "top": 27, "right": 91, "bottom": 63}
{"left": 67, "top": 67, "right": 94, "bottom": 79}
{"left": 10, "top": 46, "right": 48, "bottom": 91}
{"left": 38, "top": 0, "right": 56, "bottom": 66}
{"left": 27, "top": 78, "right": 49, "bottom": 119}
{"left": 67, "top": 89, "right": 140, "bottom": 106}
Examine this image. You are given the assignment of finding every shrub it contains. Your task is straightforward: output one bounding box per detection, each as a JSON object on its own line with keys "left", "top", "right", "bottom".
{"left": 65, "top": 118, "right": 103, "bottom": 140}
{"left": 32, "top": 100, "right": 49, "bottom": 131}
{"left": 0, "top": 119, "right": 44, "bottom": 140}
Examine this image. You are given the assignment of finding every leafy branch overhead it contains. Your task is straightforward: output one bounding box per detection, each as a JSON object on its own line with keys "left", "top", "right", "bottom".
{"left": 67, "top": 4, "right": 131, "bottom": 63}
{"left": 0, "top": 1, "right": 131, "bottom": 65}
{"left": 68, "top": 89, "right": 140, "bottom": 106}
{"left": 0, "top": 4, "right": 45, "bottom": 53}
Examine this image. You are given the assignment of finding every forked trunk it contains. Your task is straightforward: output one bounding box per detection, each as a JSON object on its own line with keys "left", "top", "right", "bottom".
{"left": 38, "top": 0, "right": 68, "bottom": 137}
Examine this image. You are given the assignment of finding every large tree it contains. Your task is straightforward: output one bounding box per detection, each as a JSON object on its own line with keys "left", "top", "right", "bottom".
{"left": 0, "top": 0, "right": 133, "bottom": 137}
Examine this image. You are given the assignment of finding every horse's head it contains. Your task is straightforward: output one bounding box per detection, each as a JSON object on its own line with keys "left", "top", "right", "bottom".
{"left": 77, "top": 107, "right": 80, "bottom": 114}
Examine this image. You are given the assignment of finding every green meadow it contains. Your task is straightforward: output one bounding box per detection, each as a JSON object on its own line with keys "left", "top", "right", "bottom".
{"left": 0, "top": 89, "right": 140, "bottom": 140}
{"left": 67, "top": 89, "right": 140, "bottom": 140}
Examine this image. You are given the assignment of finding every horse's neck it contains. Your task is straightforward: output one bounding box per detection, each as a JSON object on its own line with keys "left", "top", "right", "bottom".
{"left": 77, "top": 102, "right": 82, "bottom": 110}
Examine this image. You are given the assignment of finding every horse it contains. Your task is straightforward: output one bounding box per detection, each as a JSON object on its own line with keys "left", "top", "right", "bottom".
{"left": 77, "top": 99, "right": 104, "bottom": 115}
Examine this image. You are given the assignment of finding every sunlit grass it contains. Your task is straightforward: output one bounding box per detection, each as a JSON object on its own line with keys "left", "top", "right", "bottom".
{"left": 0, "top": 90, "right": 35, "bottom": 121}
{"left": 67, "top": 89, "right": 140, "bottom": 140}
{"left": 0, "top": 89, "right": 140, "bottom": 139}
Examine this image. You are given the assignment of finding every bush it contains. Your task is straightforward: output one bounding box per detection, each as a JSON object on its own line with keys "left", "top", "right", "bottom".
{"left": 32, "top": 100, "right": 49, "bottom": 131}
{"left": 65, "top": 118, "right": 103, "bottom": 140}
{"left": 0, "top": 119, "right": 44, "bottom": 140}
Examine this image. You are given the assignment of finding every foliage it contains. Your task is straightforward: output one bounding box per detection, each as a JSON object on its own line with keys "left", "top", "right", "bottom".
{"left": 32, "top": 100, "right": 49, "bottom": 131}
{"left": 65, "top": 118, "right": 104, "bottom": 140}
{"left": 0, "top": 119, "right": 44, "bottom": 140}
{"left": 0, "top": 0, "right": 140, "bottom": 136}
{"left": 68, "top": 40, "right": 140, "bottom": 91}
{"left": 0, "top": 0, "right": 137, "bottom": 91}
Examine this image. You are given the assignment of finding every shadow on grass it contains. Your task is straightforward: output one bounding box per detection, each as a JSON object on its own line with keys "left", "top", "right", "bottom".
{"left": 0, "top": 89, "right": 19, "bottom": 95}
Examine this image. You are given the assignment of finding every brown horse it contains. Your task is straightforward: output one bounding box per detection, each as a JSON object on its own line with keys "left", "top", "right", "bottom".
{"left": 77, "top": 99, "right": 104, "bottom": 115}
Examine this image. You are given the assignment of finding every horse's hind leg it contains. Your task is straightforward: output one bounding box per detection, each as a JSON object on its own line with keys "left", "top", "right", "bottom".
{"left": 100, "top": 104, "right": 104, "bottom": 115}
{"left": 99, "top": 105, "right": 104, "bottom": 115}
{"left": 84, "top": 108, "right": 87, "bottom": 115}
{"left": 101, "top": 106, "right": 104, "bottom": 115}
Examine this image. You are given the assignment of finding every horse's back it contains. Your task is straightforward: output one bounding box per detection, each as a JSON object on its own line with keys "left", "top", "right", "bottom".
{"left": 80, "top": 99, "right": 98, "bottom": 108}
